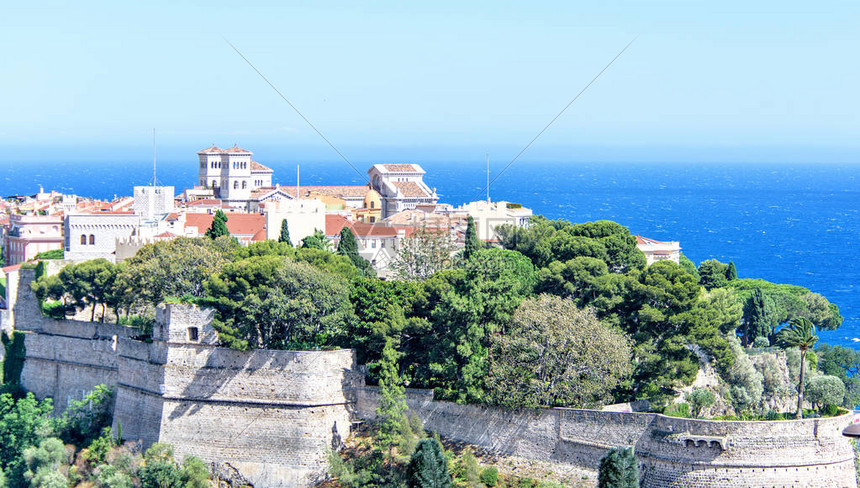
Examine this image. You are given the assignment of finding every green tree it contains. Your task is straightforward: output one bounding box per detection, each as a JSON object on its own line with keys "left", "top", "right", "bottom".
{"left": 598, "top": 446, "right": 639, "bottom": 488}
{"left": 53, "top": 384, "right": 114, "bottom": 447}
{"left": 374, "top": 338, "right": 408, "bottom": 459}
{"left": 337, "top": 227, "right": 373, "bottom": 277}
{"left": 777, "top": 317, "right": 819, "bottom": 418}
{"left": 407, "top": 439, "right": 451, "bottom": 488}
{"left": 805, "top": 375, "right": 845, "bottom": 411}
{"left": 278, "top": 219, "right": 292, "bottom": 246}
{"left": 741, "top": 288, "right": 776, "bottom": 346}
{"left": 816, "top": 343, "right": 860, "bottom": 409}
{"left": 0, "top": 393, "right": 54, "bottom": 488}
{"left": 678, "top": 253, "right": 699, "bottom": 282}
{"left": 51, "top": 259, "right": 118, "bottom": 321}
{"left": 685, "top": 388, "right": 715, "bottom": 418}
{"left": 392, "top": 227, "right": 456, "bottom": 281}
{"left": 205, "top": 210, "right": 230, "bottom": 239}
{"left": 203, "top": 256, "right": 356, "bottom": 350}
{"left": 726, "top": 261, "right": 738, "bottom": 281}
{"left": 697, "top": 259, "right": 729, "bottom": 291}
{"left": 119, "top": 237, "right": 234, "bottom": 311}
{"left": 487, "top": 295, "right": 631, "bottom": 408}
{"left": 301, "top": 229, "right": 330, "bottom": 250}
{"left": 463, "top": 216, "right": 480, "bottom": 261}
{"left": 22, "top": 438, "right": 67, "bottom": 488}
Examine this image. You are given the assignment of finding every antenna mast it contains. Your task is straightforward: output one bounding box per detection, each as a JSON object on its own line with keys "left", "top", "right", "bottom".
{"left": 296, "top": 164, "right": 300, "bottom": 199}
{"left": 486, "top": 153, "right": 490, "bottom": 203}
{"left": 151, "top": 128, "right": 157, "bottom": 186}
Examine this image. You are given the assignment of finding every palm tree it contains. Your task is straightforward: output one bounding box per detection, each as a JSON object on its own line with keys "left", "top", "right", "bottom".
{"left": 777, "top": 317, "right": 819, "bottom": 419}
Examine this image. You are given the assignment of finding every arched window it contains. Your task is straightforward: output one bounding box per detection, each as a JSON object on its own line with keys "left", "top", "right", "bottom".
{"left": 89, "top": 234, "right": 95, "bottom": 245}
{"left": 80, "top": 234, "right": 87, "bottom": 245}
{"left": 233, "top": 181, "right": 239, "bottom": 189}
{"left": 242, "top": 181, "right": 247, "bottom": 189}
{"left": 212, "top": 180, "right": 217, "bottom": 187}
{"left": 370, "top": 201, "right": 375, "bottom": 209}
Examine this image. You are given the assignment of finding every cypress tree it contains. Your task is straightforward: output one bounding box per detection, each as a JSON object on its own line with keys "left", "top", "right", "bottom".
{"left": 278, "top": 219, "right": 292, "bottom": 246}
{"left": 407, "top": 438, "right": 451, "bottom": 488}
{"left": 743, "top": 288, "right": 775, "bottom": 346}
{"left": 598, "top": 446, "right": 639, "bottom": 488}
{"left": 375, "top": 338, "right": 407, "bottom": 458}
{"left": 337, "top": 227, "right": 372, "bottom": 276}
{"left": 464, "top": 216, "right": 480, "bottom": 260}
{"left": 205, "top": 210, "right": 229, "bottom": 239}
{"left": 726, "top": 261, "right": 738, "bottom": 281}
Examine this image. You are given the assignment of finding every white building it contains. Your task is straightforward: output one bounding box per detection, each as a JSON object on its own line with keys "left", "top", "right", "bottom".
{"left": 453, "top": 200, "right": 533, "bottom": 241}
{"left": 65, "top": 186, "right": 176, "bottom": 263}
{"left": 368, "top": 164, "right": 438, "bottom": 218}
{"left": 263, "top": 198, "right": 326, "bottom": 246}
{"left": 635, "top": 235, "right": 681, "bottom": 265}
{"left": 197, "top": 145, "right": 273, "bottom": 211}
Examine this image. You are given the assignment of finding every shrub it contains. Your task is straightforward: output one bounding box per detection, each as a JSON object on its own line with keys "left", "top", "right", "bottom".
{"left": 752, "top": 336, "right": 770, "bottom": 348}
{"left": 663, "top": 402, "right": 690, "bottom": 418}
{"left": 479, "top": 466, "right": 498, "bottom": 487}
{"left": 686, "top": 389, "right": 715, "bottom": 417}
{"left": 806, "top": 375, "right": 845, "bottom": 411}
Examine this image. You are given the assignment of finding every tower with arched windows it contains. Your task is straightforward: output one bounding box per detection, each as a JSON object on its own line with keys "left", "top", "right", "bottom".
{"left": 196, "top": 145, "right": 272, "bottom": 210}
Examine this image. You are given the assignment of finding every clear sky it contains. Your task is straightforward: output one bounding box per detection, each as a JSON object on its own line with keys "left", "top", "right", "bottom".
{"left": 2, "top": 1, "right": 859, "bottom": 163}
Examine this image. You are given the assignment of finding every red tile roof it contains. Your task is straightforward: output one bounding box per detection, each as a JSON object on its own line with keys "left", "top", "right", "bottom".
{"left": 224, "top": 145, "right": 252, "bottom": 154}
{"left": 185, "top": 212, "right": 265, "bottom": 237}
{"left": 250, "top": 161, "right": 272, "bottom": 172}
{"left": 325, "top": 214, "right": 353, "bottom": 237}
{"left": 185, "top": 199, "right": 223, "bottom": 207}
{"left": 393, "top": 181, "right": 428, "bottom": 198}
{"left": 383, "top": 164, "right": 419, "bottom": 172}
{"left": 198, "top": 145, "right": 223, "bottom": 154}
{"left": 2, "top": 264, "right": 22, "bottom": 273}
{"left": 636, "top": 235, "right": 670, "bottom": 246}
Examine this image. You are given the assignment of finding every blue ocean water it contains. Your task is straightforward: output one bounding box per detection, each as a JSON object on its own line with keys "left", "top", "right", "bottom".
{"left": 2, "top": 159, "right": 858, "bottom": 349}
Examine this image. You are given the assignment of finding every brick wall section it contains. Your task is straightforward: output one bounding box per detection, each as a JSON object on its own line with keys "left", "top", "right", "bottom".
{"left": 354, "top": 388, "right": 858, "bottom": 488}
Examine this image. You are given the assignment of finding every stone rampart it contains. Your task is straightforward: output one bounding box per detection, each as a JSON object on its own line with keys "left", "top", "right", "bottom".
{"left": 355, "top": 387, "right": 858, "bottom": 488}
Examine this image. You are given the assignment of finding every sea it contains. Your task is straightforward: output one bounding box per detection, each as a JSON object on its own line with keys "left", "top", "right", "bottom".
{"left": 2, "top": 159, "right": 858, "bottom": 350}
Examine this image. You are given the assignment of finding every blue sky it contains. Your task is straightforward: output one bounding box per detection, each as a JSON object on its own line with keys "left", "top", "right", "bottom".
{"left": 2, "top": 1, "right": 859, "bottom": 163}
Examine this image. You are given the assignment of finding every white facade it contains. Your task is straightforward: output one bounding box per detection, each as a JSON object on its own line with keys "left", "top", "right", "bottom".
{"left": 635, "top": 236, "right": 681, "bottom": 265}
{"left": 134, "top": 186, "right": 175, "bottom": 222}
{"left": 264, "top": 199, "right": 325, "bottom": 246}
{"left": 457, "top": 200, "right": 533, "bottom": 241}
{"left": 65, "top": 213, "right": 140, "bottom": 263}
{"left": 196, "top": 145, "right": 273, "bottom": 211}
{"left": 368, "top": 164, "right": 438, "bottom": 218}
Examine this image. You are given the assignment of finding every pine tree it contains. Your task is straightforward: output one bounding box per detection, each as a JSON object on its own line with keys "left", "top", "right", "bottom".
{"left": 205, "top": 210, "right": 229, "bottom": 239}
{"left": 464, "top": 216, "right": 480, "bottom": 260}
{"left": 598, "top": 446, "right": 639, "bottom": 488}
{"left": 726, "top": 261, "right": 738, "bottom": 281}
{"left": 375, "top": 338, "right": 407, "bottom": 458}
{"left": 337, "top": 227, "right": 373, "bottom": 276}
{"left": 278, "top": 219, "right": 292, "bottom": 246}
{"left": 407, "top": 438, "right": 451, "bottom": 488}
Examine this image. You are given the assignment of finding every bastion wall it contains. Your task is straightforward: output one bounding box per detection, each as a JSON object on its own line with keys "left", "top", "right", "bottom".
{"left": 8, "top": 269, "right": 362, "bottom": 488}
{"left": 354, "top": 387, "right": 858, "bottom": 488}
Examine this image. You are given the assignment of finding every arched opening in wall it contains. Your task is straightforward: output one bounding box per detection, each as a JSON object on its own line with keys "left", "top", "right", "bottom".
{"left": 89, "top": 235, "right": 95, "bottom": 245}
{"left": 233, "top": 181, "right": 239, "bottom": 189}
{"left": 80, "top": 234, "right": 86, "bottom": 245}
{"left": 242, "top": 181, "right": 247, "bottom": 189}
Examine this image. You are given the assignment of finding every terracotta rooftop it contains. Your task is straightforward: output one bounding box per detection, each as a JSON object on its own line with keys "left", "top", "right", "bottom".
{"left": 185, "top": 212, "right": 265, "bottom": 238}
{"left": 299, "top": 186, "right": 369, "bottom": 198}
{"left": 636, "top": 235, "right": 671, "bottom": 246}
{"left": 382, "top": 164, "right": 419, "bottom": 172}
{"left": 393, "top": 181, "right": 429, "bottom": 198}
{"left": 250, "top": 161, "right": 273, "bottom": 172}
{"left": 198, "top": 145, "right": 223, "bottom": 154}
{"left": 224, "top": 145, "right": 252, "bottom": 154}
{"left": 185, "top": 199, "right": 223, "bottom": 207}
{"left": 325, "top": 214, "right": 354, "bottom": 237}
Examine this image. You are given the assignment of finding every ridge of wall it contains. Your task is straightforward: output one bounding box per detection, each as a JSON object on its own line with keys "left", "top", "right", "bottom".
{"left": 354, "top": 387, "right": 858, "bottom": 488}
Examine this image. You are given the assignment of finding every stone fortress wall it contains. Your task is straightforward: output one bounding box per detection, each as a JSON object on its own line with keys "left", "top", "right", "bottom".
{"left": 3, "top": 267, "right": 859, "bottom": 488}
{"left": 5, "top": 269, "right": 361, "bottom": 488}
{"left": 354, "top": 384, "right": 858, "bottom": 487}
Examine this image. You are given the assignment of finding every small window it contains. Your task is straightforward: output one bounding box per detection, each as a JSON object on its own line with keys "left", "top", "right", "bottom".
{"left": 369, "top": 216, "right": 376, "bottom": 223}
{"left": 187, "top": 327, "right": 199, "bottom": 342}
{"left": 242, "top": 181, "right": 247, "bottom": 189}
{"left": 80, "top": 234, "right": 87, "bottom": 245}
{"left": 89, "top": 234, "right": 95, "bottom": 245}
{"left": 370, "top": 201, "right": 375, "bottom": 209}
{"left": 233, "top": 181, "right": 239, "bottom": 189}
